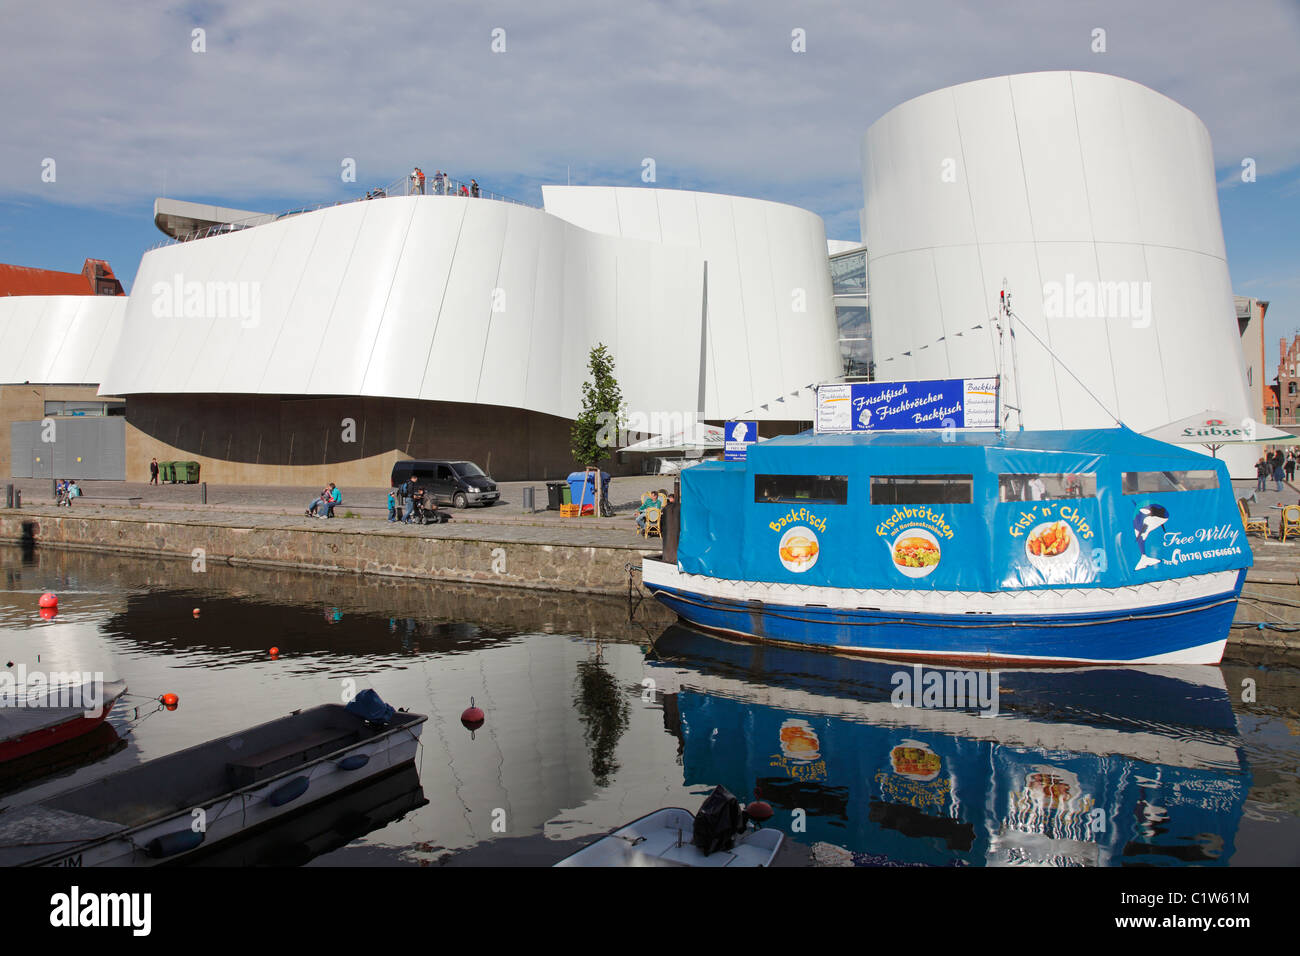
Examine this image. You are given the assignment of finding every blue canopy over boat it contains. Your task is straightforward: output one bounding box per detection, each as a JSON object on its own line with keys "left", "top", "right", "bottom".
{"left": 677, "top": 426, "right": 1251, "bottom": 592}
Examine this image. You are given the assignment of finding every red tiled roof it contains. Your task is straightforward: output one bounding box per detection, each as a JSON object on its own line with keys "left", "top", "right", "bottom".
{"left": 0, "top": 259, "right": 125, "bottom": 296}
{"left": 1265, "top": 385, "right": 1280, "bottom": 409}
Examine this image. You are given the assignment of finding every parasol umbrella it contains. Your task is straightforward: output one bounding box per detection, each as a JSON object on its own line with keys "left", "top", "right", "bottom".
{"left": 619, "top": 421, "right": 726, "bottom": 454}
{"left": 1140, "top": 410, "right": 1300, "bottom": 457}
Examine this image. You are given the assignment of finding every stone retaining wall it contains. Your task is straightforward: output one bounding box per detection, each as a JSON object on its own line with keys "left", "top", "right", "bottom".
{"left": 0, "top": 510, "right": 651, "bottom": 596}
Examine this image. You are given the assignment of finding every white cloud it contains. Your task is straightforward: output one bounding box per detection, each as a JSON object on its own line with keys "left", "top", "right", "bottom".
{"left": 2, "top": 0, "right": 1298, "bottom": 231}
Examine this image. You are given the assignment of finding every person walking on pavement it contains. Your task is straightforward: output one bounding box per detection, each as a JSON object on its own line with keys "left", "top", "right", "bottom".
{"left": 1287, "top": 451, "right": 1297, "bottom": 483}
{"left": 1273, "top": 450, "right": 1285, "bottom": 492}
{"left": 403, "top": 476, "right": 421, "bottom": 523}
{"left": 149, "top": 458, "right": 159, "bottom": 485}
{"left": 1257, "top": 456, "right": 1269, "bottom": 492}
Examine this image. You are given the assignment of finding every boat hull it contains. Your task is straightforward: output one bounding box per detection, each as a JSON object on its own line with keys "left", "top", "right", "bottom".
{"left": 642, "top": 560, "right": 1242, "bottom": 666}
{"left": 0, "top": 681, "right": 127, "bottom": 764}
{"left": 15, "top": 710, "right": 425, "bottom": 868}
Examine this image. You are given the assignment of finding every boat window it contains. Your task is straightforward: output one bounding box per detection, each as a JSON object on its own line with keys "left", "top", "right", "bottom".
{"left": 1121, "top": 471, "right": 1219, "bottom": 493}
{"left": 998, "top": 473, "right": 1097, "bottom": 502}
{"left": 754, "top": 475, "right": 848, "bottom": 505}
{"left": 870, "top": 475, "right": 973, "bottom": 505}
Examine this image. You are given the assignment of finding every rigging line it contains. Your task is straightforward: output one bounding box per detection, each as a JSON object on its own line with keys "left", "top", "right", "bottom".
{"left": 1005, "top": 305, "right": 1122, "bottom": 427}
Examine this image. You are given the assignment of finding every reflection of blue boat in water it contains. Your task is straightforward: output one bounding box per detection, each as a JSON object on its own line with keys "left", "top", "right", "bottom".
{"left": 643, "top": 428, "right": 1250, "bottom": 665}
{"left": 646, "top": 625, "right": 1249, "bottom": 866}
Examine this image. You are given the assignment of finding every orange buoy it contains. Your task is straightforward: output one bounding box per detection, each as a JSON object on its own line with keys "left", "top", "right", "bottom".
{"left": 460, "top": 697, "right": 485, "bottom": 731}
{"left": 39, "top": 607, "right": 57, "bottom": 620}
{"left": 269, "top": 647, "right": 280, "bottom": 658}
{"left": 161, "top": 692, "right": 179, "bottom": 709}
{"left": 192, "top": 608, "right": 200, "bottom": 618}
{"left": 39, "top": 593, "right": 58, "bottom": 609}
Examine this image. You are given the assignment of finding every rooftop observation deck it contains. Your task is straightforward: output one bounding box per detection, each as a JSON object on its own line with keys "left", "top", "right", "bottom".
{"left": 151, "top": 172, "right": 534, "bottom": 249}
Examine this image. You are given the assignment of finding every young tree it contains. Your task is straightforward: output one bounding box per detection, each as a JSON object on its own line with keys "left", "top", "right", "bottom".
{"left": 570, "top": 343, "right": 625, "bottom": 468}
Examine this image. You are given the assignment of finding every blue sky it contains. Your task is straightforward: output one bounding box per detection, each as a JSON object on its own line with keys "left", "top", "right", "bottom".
{"left": 2, "top": 1, "right": 1298, "bottom": 367}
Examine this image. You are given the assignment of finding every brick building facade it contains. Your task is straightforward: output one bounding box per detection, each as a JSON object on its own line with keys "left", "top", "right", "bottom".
{"left": 1277, "top": 335, "right": 1300, "bottom": 425}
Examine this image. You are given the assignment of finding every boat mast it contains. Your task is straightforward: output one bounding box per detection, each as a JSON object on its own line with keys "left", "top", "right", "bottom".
{"left": 998, "top": 283, "right": 1024, "bottom": 432}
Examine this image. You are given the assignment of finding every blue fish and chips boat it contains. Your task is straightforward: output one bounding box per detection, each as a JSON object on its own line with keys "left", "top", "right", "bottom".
{"left": 642, "top": 426, "right": 1251, "bottom": 665}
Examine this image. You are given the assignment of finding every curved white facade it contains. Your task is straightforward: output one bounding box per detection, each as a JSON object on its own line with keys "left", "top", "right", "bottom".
{"left": 0, "top": 294, "right": 126, "bottom": 385}
{"left": 862, "top": 72, "right": 1250, "bottom": 457}
{"left": 99, "top": 188, "right": 840, "bottom": 425}
{"left": 542, "top": 186, "right": 841, "bottom": 419}
{"left": 101, "top": 197, "right": 705, "bottom": 423}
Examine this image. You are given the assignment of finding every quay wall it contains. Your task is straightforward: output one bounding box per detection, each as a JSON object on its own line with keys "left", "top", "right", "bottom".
{"left": 0, "top": 509, "right": 651, "bottom": 597}
{"left": 2, "top": 508, "right": 1297, "bottom": 652}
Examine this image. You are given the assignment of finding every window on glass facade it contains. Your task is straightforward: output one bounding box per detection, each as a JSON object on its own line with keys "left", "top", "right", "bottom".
{"left": 830, "top": 251, "right": 867, "bottom": 295}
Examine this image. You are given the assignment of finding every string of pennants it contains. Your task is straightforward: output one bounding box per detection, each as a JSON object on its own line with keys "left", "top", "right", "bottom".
{"left": 876, "top": 322, "right": 988, "bottom": 367}
{"left": 736, "top": 321, "right": 994, "bottom": 417}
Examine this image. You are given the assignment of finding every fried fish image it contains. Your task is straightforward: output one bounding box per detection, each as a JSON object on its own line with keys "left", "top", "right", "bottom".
{"left": 779, "top": 534, "right": 819, "bottom": 565}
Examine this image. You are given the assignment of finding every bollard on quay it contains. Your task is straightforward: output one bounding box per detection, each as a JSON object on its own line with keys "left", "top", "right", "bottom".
{"left": 522, "top": 486, "right": 535, "bottom": 513}
{"left": 201, "top": 481, "right": 207, "bottom": 505}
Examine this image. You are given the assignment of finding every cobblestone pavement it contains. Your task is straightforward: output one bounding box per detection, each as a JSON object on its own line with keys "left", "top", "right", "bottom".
{"left": 6, "top": 473, "right": 683, "bottom": 537}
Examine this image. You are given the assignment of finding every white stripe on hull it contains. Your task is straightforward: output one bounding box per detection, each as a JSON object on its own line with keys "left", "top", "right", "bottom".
{"left": 642, "top": 559, "right": 1238, "bottom": 618}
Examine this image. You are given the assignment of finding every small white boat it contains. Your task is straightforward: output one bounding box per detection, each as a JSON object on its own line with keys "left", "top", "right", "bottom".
{"left": 555, "top": 808, "right": 783, "bottom": 867}
{"left": 0, "top": 693, "right": 425, "bottom": 867}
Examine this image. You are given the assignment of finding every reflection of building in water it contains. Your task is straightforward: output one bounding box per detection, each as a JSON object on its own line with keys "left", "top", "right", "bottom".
{"left": 647, "top": 627, "right": 1249, "bottom": 866}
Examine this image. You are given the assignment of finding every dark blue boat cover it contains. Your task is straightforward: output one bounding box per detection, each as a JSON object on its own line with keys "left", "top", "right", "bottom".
{"left": 345, "top": 689, "right": 395, "bottom": 724}
{"left": 677, "top": 426, "right": 1252, "bottom": 592}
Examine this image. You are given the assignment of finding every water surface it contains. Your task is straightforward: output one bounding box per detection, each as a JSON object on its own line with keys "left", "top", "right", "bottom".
{"left": 1, "top": 545, "right": 1296, "bottom": 866}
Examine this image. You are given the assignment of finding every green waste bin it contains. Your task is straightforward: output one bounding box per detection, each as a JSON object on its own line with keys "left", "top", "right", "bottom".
{"left": 561, "top": 484, "right": 572, "bottom": 505}
{"left": 159, "top": 461, "right": 177, "bottom": 483}
{"left": 176, "top": 461, "right": 201, "bottom": 483}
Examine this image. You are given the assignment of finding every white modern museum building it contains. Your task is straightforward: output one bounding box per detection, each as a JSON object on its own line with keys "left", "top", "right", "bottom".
{"left": 0, "top": 71, "right": 1263, "bottom": 485}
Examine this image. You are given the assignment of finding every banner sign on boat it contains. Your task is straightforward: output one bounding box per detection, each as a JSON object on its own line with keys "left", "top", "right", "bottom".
{"left": 815, "top": 378, "right": 997, "bottom": 433}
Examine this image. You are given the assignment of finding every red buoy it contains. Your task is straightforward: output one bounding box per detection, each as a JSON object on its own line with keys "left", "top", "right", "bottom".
{"left": 460, "top": 697, "right": 485, "bottom": 731}
{"left": 39, "top": 593, "right": 58, "bottom": 609}
{"left": 269, "top": 646, "right": 280, "bottom": 658}
{"left": 192, "top": 608, "right": 200, "bottom": 618}
{"left": 747, "top": 787, "right": 774, "bottom": 822}
{"left": 39, "top": 607, "right": 57, "bottom": 620}
{"left": 161, "top": 692, "right": 179, "bottom": 710}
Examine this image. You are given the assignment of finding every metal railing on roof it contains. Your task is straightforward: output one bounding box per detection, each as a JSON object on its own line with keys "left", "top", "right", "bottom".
{"left": 149, "top": 173, "right": 535, "bottom": 250}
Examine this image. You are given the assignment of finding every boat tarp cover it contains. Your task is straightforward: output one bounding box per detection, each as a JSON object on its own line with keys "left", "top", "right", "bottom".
{"left": 345, "top": 689, "right": 395, "bottom": 725}
{"left": 676, "top": 427, "right": 1251, "bottom": 592}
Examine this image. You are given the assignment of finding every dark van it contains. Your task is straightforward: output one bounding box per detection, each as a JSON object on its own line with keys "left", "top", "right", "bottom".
{"left": 390, "top": 460, "right": 499, "bottom": 508}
